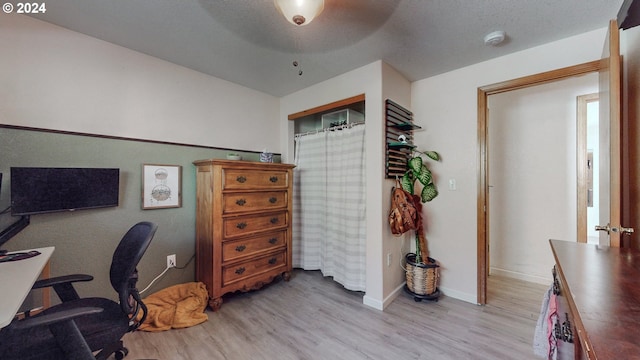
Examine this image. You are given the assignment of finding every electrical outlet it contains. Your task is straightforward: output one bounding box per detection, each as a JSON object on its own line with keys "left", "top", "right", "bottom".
{"left": 387, "top": 253, "right": 392, "bottom": 267}
{"left": 167, "top": 254, "right": 176, "bottom": 268}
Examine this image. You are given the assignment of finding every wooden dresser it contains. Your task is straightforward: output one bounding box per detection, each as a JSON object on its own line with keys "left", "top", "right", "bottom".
{"left": 193, "top": 159, "right": 295, "bottom": 311}
{"left": 550, "top": 239, "right": 640, "bottom": 360}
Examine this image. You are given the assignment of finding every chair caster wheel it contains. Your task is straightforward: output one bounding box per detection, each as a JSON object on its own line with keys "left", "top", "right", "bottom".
{"left": 115, "top": 347, "right": 129, "bottom": 360}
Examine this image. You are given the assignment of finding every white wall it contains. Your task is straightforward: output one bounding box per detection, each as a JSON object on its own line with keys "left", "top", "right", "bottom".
{"left": 380, "top": 62, "right": 412, "bottom": 303}
{"left": 411, "top": 28, "right": 608, "bottom": 303}
{"left": 0, "top": 13, "right": 280, "bottom": 153}
{"left": 488, "top": 74, "right": 598, "bottom": 285}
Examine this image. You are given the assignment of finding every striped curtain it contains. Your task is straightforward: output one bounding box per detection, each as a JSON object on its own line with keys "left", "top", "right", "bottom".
{"left": 292, "top": 125, "right": 366, "bottom": 291}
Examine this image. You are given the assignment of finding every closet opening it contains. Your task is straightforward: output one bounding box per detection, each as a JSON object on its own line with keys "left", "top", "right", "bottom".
{"left": 289, "top": 94, "right": 367, "bottom": 292}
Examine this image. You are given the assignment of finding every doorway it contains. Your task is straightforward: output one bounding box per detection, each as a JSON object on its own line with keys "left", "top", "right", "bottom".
{"left": 476, "top": 60, "right": 603, "bottom": 304}
{"left": 577, "top": 94, "right": 600, "bottom": 244}
{"left": 486, "top": 75, "right": 598, "bottom": 289}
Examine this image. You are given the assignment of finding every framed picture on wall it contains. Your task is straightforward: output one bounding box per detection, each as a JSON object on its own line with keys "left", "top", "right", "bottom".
{"left": 142, "top": 164, "right": 182, "bottom": 209}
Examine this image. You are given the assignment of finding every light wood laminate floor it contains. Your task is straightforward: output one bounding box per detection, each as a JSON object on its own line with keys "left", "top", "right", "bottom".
{"left": 121, "top": 270, "right": 548, "bottom": 360}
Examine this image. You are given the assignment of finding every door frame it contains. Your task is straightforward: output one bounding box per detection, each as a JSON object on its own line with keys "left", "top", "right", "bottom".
{"left": 598, "top": 20, "right": 623, "bottom": 247}
{"left": 476, "top": 60, "right": 603, "bottom": 304}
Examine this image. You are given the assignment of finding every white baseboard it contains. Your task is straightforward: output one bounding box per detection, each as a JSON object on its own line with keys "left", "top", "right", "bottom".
{"left": 363, "top": 281, "right": 405, "bottom": 311}
{"left": 383, "top": 282, "right": 405, "bottom": 308}
{"left": 490, "top": 267, "right": 551, "bottom": 285}
{"left": 366, "top": 282, "right": 479, "bottom": 309}
{"left": 366, "top": 269, "right": 549, "bottom": 309}
{"left": 362, "top": 294, "right": 383, "bottom": 310}
{"left": 437, "top": 286, "right": 477, "bottom": 304}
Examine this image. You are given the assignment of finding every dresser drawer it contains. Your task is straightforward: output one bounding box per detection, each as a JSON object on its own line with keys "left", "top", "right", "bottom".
{"left": 223, "top": 191, "right": 287, "bottom": 214}
{"left": 222, "top": 251, "right": 286, "bottom": 286}
{"left": 222, "top": 231, "right": 286, "bottom": 262}
{"left": 223, "top": 169, "right": 289, "bottom": 190}
{"left": 224, "top": 211, "right": 288, "bottom": 238}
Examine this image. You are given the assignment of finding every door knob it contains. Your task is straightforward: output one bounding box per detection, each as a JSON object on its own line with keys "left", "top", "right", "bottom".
{"left": 618, "top": 226, "right": 635, "bottom": 235}
{"left": 595, "top": 223, "right": 635, "bottom": 235}
{"left": 595, "top": 224, "right": 611, "bottom": 234}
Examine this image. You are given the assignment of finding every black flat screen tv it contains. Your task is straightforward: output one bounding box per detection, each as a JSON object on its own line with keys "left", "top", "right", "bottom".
{"left": 10, "top": 167, "right": 120, "bottom": 216}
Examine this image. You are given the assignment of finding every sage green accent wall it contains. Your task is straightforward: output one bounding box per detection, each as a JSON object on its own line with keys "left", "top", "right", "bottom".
{"left": 0, "top": 127, "right": 279, "bottom": 306}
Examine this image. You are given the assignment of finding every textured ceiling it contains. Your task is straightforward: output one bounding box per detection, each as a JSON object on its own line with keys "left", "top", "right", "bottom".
{"left": 29, "top": 0, "right": 624, "bottom": 97}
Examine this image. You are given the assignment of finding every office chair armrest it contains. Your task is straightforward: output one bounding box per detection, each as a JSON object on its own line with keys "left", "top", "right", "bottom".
{"left": 32, "top": 274, "right": 94, "bottom": 302}
{"left": 9, "top": 307, "right": 103, "bottom": 330}
{"left": 32, "top": 274, "right": 94, "bottom": 289}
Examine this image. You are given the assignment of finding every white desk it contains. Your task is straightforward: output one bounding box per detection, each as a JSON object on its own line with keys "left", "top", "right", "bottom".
{"left": 0, "top": 246, "right": 54, "bottom": 328}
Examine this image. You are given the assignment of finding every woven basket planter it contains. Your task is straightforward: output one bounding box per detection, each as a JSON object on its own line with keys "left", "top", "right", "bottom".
{"left": 405, "top": 253, "right": 439, "bottom": 296}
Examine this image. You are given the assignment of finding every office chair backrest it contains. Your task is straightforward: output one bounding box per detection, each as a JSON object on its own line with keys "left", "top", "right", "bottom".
{"left": 109, "top": 222, "right": 158, "bottom": 318}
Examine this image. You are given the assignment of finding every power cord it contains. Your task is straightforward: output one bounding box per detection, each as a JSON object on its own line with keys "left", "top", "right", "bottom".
{"left": 174, "top": 254, "right": 195, "bottom": 270}
{"left": 139, "top": 267, "right": 170, "bottom": 295}
{"left": 139, "top": 253, "right": 196, "bottom": 294}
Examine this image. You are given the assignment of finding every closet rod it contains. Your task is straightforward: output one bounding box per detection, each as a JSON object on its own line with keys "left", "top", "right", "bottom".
{"left": 295, "top": 121, "right": 365, "bottom": 138}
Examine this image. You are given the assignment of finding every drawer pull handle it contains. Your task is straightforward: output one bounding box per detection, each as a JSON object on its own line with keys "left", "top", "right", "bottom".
{"left": 236, "top": 176, "right": 247, "bottom": 183}
{"left": 268, "top": 257, "right": 277, "bottom": 265}
{"left": 236, "top": 199, "right": 246, "bottom": 206}
{"left": 269, "top": 197, "right": 277, "bottom": 204}
{"left": 236, "top": 222, "right": 247, "bottom": 229}
{"left": 270, "top": 217, "right": 279, "bottom": 224}
{"left": 269, "top": 176, "right": 278, "bottom": 183}
{"left": 268, "top": 238, "right": 277, "bottom": 244}
{"left": 235, "top": 245, "right": 246, "bottom": 252}
{"left": 235, "top": 267, "right": 245, "bottom": 275}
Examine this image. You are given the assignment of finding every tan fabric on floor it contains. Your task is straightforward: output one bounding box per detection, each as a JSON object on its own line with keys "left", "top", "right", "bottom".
{"left": 138, "top": 282, "right": 209, "bottom": 332}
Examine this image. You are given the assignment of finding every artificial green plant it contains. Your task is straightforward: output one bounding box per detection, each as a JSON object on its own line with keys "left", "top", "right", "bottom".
{"left": 401, "top": 150, "right": 440, "bottom": 264}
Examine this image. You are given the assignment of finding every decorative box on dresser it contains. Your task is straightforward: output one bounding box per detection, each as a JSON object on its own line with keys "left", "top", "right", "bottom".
{"left": 550, "top": 239, "right": 640, "bottom": 360}
{"left": 193, "top": 159, "right": 295, "bottom": 311}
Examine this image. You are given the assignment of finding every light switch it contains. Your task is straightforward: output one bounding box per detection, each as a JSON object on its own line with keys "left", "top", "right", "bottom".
{"left": 448, "top": 179, "right": 457, "bottom": 191}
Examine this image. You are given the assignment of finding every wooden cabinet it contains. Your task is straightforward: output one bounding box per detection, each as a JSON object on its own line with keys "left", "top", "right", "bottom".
{"left": 193, "top": 159, "right": 295, "bottom": 311}
{"left": 550, "top": 239, "right": 640, "bottom": 359}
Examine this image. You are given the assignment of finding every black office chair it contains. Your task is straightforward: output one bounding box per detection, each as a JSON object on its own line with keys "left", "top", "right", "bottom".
{"left": 0, "top": 221, "right": 158, "bottom": 360}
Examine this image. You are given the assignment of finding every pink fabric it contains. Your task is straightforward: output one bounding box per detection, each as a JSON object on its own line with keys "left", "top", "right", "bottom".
{"left": 547, "top": 294, "right": 558, "bottom": 359}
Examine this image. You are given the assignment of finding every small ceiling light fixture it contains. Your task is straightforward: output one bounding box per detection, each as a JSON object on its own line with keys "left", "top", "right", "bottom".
{"left": 484, "top": 30, "right": 506, "bottom": 46}
{"left": 274, "top": 0, "right": 325, "bottom": 26}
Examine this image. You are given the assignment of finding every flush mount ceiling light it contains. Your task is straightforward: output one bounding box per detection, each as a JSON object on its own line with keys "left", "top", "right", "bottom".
{"left": 274, "top": 0, "right": 325, "bottom": 26}
{"left": 484, "top": 30, "right": 506, "bottom": 46}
